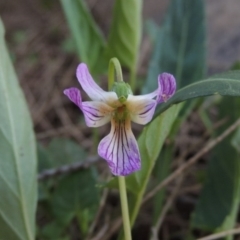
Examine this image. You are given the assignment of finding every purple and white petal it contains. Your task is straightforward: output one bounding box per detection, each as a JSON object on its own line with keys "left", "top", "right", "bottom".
{"left": 76, "top": 63, "right": 118, "bottom": 104}
{"left": 126, "top": 95, "right": 157, "bottom": 125}
{"left": 82, "top": 101, "right": 113, "bottom": 127}
{"left": 137, "top": 73, "right": 176, "bottom": 103}
{"left": 63, "top": 87, "right": 82, "bottom": 108}
{"left": 64, "top": 88, "right": 113, "bottom": 127}
{"left": 157, "top": 73, "right": 176, "bottom": 103}
{"left": 98, "top": 119, "right": 141, "bottom": 176}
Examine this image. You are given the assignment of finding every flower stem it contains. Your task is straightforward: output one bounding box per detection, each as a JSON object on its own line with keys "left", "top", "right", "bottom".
{"left": 118, "top": 176, "right": 132, "bottom": 240}
{"left": 108, "top": 58, "right": 123, "bottom": 89}
{"left": 108, "top": 58, "right": 132, "bottom": 240}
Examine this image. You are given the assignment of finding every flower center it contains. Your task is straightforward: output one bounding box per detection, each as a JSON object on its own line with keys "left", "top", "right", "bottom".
{"left": 114, "top": 105, "right": 128, "bottom": 121}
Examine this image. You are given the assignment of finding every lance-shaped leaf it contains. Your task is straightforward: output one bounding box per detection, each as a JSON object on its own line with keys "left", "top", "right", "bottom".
{"left": 60, "top": 0, "right": 106, "bottom": 73}
{"left": 154, "top": 71, "right": 240, "bottom": 117}
{"left": 107, "top": 0, "right": 142, "bottom": 72}
{"left": 143, "top": 0, "right": 206, "bottom": 93}
{"left": 0, "top": 19, "right": 37, "bottom": 239}
{"left": 125, "top": 104, "right": 183, "bottom": 228}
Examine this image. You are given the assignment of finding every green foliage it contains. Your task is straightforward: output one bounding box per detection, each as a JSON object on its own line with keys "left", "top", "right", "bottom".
{"left": 143, "top": 0, "right": 206, "bottom": 93}
{"left": 127, "top": 104, "right": 183, "bottom": 225}
{"left": 60, "top": 0, "right": 106, "bottom": 74}
{"left": 51, "top": 170, "right": 99, "bottom": 234}
{"left": 2, "top": 0, "right": 240, "bottom": 239}
{"left": 37, "top": 138, "right": 99, "bottom": 239}
{"left": 191, "top": 96, "right": 240, "bottom": 239}
{"left": 38, "top": 138, "right": 87, "bottom": 173}
{"left": 107, "top": 0, "right": 142, "bottom": 73}
{"left": 0, "top": 19, "right": 37, "bottom": 240}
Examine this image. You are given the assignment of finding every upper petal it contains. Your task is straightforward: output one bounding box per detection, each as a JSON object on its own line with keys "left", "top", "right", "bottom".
{"left": 126, "top": 95, "right": 157, "bottom": 125}
{"left": 98, "top": 119, "right": 141, "bottom": 176}
{"left": 157, "top": 73, "right": 176, "bottom": 103}
{"left": 76, "top": 63, "right": 118, "bottom": 104}
{"left": 64, "top": 87, "right": 113, "bottom": 127}
{"left": 138, "top": 73, "right": 176, "bottom": 103}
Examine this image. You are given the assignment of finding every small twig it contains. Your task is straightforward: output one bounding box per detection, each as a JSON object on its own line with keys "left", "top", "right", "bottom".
{"left": 151, "top": 150, "right": 185, "bottom": 240}
{"left": 143, "top": 118, "right": 240, "bottom": 204}
{"left": 151, "top": 178, "right": 183, "bottom": 240}
{"left": 101, "top": 218, "right": 122, "bottom": 240}
{"left": 90, "top": 223, "right": 109, "bottom": 240}
{"left": 197, "top": 227, "right": 240, "bottom": 240}
{"left": 37, "top": 156, "right": 99, "bottom": 180}
{"left": 36, "top": 125, "right": 79, "bottom": 139}
{"left": 87, "top": 188, "right": 109, "bottom": 239}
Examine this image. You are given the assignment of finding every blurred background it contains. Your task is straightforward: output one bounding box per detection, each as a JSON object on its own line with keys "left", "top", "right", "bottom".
{"left": 1, "top": 0, "right": 240, "bottom": 239}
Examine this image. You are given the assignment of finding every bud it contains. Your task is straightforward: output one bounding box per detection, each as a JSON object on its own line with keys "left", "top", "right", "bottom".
{"left": 112, "top": 82, "right": 133, "bottom": 103}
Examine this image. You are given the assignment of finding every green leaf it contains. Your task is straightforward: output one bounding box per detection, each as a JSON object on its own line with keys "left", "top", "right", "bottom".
{"left": 51, "top": 170, "right": 99, "bottom": 228}
{"left": 191, "top": 97, "right": 240, "bottom": 239}
{"left": 134, "top": 104, "right": 182, "bottom": 186}
{"left": 107, "top": 0, "right": 142, "bottom": 71}
{"left": 125, "top": 104, "right": 183, "bottom": 228}
{"left": 37, "top": 138, "right": 87, "bottom": 201}
{"left": 47, "top": 138, "right": 87, "bottom": 168}
{"left": 38, "top": 138, "right": 87, "bottom": 171}
{"left": 39, "top": 221, "right": 64, "bottom": 240}
{"left": 155, "top": 71, "right": 240, "bottom": 117}
{"left": 143, "top": 0, "right": 206, "bottom": 93}
{"left": 191, "top": 143, "right": 240, "bottom": 231}
{"left": 60, "top": 0, "right": 106, "bottom": 73}
{"left": 0, "top": 19, "right": 37, "bottom": 240}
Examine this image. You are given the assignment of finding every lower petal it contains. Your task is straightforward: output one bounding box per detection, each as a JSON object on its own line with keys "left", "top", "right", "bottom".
{"left": 98, "top": 119, "right": 141, "bottom": 176}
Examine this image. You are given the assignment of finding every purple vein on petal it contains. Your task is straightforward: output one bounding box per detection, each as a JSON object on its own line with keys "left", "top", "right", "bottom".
{"left": 157, "top": 73, "right": 176, "bottom": 103}
{"left": 98, "top": 119, "right": 141, "bottom": 176}
{"left": 63, "top": 87, "right": 82, "bottom": 109}
{"left": 81, "top": 101, "right": 113, "bottom": 127}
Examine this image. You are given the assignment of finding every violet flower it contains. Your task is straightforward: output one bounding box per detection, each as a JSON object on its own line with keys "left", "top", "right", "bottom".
{"left": 64, "top": 63, "right": 176, "bottom": 176}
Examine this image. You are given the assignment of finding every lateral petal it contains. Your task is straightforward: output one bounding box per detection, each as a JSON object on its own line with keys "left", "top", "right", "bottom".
{"left": 126, "top": 95, "right": 157, "bottom": 125}
{"left": 64, "top": 87, "right": 113, "bottom": 127}
{"left": 98, "top": 119, "right": 141, "bottom": 176}
{"left": 76, "top": 63, "right": 118, "bottom": 104}
{"left": 63, "top": 87, "right": 82, "bottom": 108}
{"left": 82, "top": 102, "right": 113, "bottom": 127}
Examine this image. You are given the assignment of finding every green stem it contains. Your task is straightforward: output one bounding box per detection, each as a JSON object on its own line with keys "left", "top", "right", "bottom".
{"left": 108, "top": 57, "right": 123, "bottom": 89}
{"left": 118, "top": 176, "right": 132, "bottom": 240}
